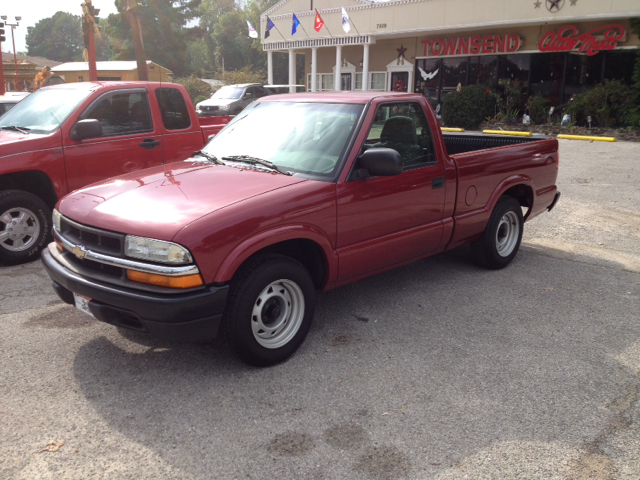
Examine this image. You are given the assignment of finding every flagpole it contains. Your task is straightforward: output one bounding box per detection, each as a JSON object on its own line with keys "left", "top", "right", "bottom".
{"left": 348, "top": 14, "right": 361, "bottom": 36}
{"left": 299, "top": 21, "right": 311, "bottom": 38}
{"left": 315, "top": 10, "right": 333, "bottom": 38}
{"left": 273, "top": 23, "right": 286, "bottom": 40}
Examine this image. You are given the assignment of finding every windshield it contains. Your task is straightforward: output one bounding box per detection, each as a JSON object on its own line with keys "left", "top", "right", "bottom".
{"left": 203, "top": 101, "right": 364, "bottom": 177}
{"left": 212, "top": 86, "right": 244, "bottom": 100}
{"left": 0, "top": 88, "right": 92, "bottom": 134}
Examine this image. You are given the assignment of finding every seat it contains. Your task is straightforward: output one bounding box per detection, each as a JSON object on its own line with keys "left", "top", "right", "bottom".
{"left": 373, "top": 116, "right": 421, "bottom": 165}
{"left": 130, "top": 101, "right": 151, "bottom": 128}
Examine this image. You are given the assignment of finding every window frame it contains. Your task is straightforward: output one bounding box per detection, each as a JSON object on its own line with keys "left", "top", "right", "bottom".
{"left": 155, "top": 87, "right": 193, "bottom": 131}
{"left": 79, "top": 88, "right": 154, "bottom": 138}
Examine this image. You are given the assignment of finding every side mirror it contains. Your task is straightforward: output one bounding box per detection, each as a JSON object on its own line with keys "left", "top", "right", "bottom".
{"left": 355, "top": 148, "right": 403, "bottom": 179}
{"left": 207, "top": 134, "right": 216, "bottom": 143}
{"left": 70, "top": 119, "right": 102, "bottom": 141}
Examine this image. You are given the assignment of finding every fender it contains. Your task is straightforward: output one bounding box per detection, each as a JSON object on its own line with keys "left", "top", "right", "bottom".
{"left": 213, "top": 224, "right": 339, "bottom": 286}
{"left": 446, "top": 174, "right": 533, "bottom": 251}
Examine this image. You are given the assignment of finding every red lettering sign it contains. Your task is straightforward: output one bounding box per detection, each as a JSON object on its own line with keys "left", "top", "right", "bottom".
{"left": 539, "top": 25, "right": 626, "bottom": 56}
{"left": 422, "top": 34, "right": 521, "bottom": 57}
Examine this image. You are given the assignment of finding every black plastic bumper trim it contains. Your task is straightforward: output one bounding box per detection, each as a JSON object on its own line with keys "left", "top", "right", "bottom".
{"left": 547, "top": 191, "right": 561, "bottom": 212}
{"left": 42, "top": 248, "right": 228, "bottom": 341}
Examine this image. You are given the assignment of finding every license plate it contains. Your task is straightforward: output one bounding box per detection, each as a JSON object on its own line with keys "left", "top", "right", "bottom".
{"left": 74, "top": 293, "right": 95, "bottom": 318}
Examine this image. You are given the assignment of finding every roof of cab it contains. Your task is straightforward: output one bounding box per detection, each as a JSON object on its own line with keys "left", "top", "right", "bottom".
{"left": 258, "top": 91, "right": 424, "bottom": 104}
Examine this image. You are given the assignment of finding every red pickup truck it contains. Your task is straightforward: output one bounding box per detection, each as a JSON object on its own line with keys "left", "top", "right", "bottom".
{"left": 42, "top": 92, "right": 560, "bottom": 366}
{"left": 0, "top": 81, "right": 229, "bottom": 265}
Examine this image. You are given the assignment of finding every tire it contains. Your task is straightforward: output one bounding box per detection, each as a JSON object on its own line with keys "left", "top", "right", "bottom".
{"left": 0, "top": 190, "right": 52, "bottom": 266}
{"left": 223, "top": 254, "right": 316, "bottom": 367}
{"left": 470, "top": 195, "right": 524, "bottom": 270}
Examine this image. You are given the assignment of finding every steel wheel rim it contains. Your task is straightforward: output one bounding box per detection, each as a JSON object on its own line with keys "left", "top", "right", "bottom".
{"left": 0, "top": 207, "right": 41, "bottom": 252}
{"left": 251, "top": 279, "right": 305, "bottom": 349}
{"left": 495, "top": 211, "right": 520, "bottom": 258}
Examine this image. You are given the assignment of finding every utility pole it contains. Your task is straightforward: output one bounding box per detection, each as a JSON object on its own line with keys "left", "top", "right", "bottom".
{"left": 0, "top": 20, "right": 5, "bottom": 95}
{"left": 81, "top": 2, "right": 99, "bottom": 81}
{"left": 126, "top": 0, "right": 148, "bottom": 81}
{"left": 2, "top": 16, "right": 21, "bottom": 91}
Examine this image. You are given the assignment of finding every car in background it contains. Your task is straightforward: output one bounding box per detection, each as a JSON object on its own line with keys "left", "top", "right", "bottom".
{"left": 195, "top": 84, "right": 270, "bottom": 117}
{"left": 0, "top": 92, "right": 30, "bottom": 116}
{"left": 263, "top": 85, "right": 306, "bottom": 95}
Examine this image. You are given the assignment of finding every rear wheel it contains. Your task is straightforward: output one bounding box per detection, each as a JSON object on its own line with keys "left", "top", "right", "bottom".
{"left": 0, "top": 190, "right": 52, "bottom": 266}
{"left": 470, "top": 195, "right": 523, "bottom": 270}
{"left": 223, "top": 255, "right": 316, "bottom": 366}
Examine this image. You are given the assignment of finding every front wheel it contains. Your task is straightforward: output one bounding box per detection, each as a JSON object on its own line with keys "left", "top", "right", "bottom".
{"left": 0, "top": 190, "right": 52, "bottom": 266}
{"left": 223, "top": 255, "right": 316, "bottom": 367}
{"left": 470, "top": 195, "right": 524, "bottom": 270}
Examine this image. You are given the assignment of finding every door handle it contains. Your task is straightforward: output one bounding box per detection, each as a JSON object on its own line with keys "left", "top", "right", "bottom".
{"left": 432, "top": 176, "right": 445, "bottom": 189}
{"left": 139, "top": 139, "right": 161, "bottom": 149}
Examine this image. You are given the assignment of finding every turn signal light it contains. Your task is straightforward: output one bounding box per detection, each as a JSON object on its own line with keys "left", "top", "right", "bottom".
{"left": 126, "top": 270, "right": 204, "bottom": 289}
{"left": 55, "top": 239, "right": 63, "bottom": 252}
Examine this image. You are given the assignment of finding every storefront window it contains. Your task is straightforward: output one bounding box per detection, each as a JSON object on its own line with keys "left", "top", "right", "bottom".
{"left": 414, "top": 59, "right": 441, "bottom": 108}
{"left": 469, "top": 56, "right": 497, "bottom": 87}
{"left": 370, "top": 72, "right": 387, "bottom": 91}
{"left": 603, "top": 50, "right": 636, "bottom": 84}
{"left": 497, "top": 54, "right": 531, "bottom": 112}
{"left": 321, "top": 74, "right": 334, "bottom": 91}
{"left": 564, "top": 52, "right": 604, "bottom": 99}
{"left": 441, "top": 57, "right": 468, "bottom": 100}
{"left": 530, "top": 53, "right": 564, "bottom": 107}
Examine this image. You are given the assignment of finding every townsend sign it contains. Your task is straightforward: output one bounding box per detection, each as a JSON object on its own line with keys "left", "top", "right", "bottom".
{"left": 421, "top": 34, "right": 521, "bottom": 57}
{"left": 539, "top": 25, "right": 626, "bottom": 56}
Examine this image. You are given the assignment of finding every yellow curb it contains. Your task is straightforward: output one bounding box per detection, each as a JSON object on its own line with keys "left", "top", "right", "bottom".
{"left": 557, "top": 134, "right": 617, "bottom": 142}
{"left": 441, "top": 127, "right": 465, "bottom": 132}
{"left": 483, "top": 130, "right": 533, "bottom": 137}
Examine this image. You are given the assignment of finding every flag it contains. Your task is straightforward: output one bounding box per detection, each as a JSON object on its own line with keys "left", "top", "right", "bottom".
{"left": 341, "top": 7, "right": 351, "bottom": 33}
{"left": 247, "top": 20, "right": 258, "bottom": 39}
{"left": 314, "top": 9, "right": 324, "bottom": 32}
{"left": 265, "top": 16, "right": 274, "bottom": 38}
{"left": 292, "top": 13, "right": 301, "bottom": 35}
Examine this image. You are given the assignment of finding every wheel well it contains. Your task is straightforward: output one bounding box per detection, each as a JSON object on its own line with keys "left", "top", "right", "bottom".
{"left": 0, "top": 171, "right": 58, "bottom": 210}
{"left": 502, "top": 184, "right": 533, "bottom": 218}
{"left": 247, "top": 239, "right": 328, "bottom": 290}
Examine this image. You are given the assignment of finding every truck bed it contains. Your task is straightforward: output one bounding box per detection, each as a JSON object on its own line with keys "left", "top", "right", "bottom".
{"left": 443, "top": 132, "right": 547, "bottom": 155}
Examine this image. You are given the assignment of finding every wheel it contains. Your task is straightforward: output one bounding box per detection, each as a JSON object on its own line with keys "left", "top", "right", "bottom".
{"left": 470, "top": 195, "right": 524, "bottom": 270}
{"left": 0, "top": 190, "right": 52, "bottom": 266}
{"left": 223, "top": 255, "right": 316, "bottom": 367}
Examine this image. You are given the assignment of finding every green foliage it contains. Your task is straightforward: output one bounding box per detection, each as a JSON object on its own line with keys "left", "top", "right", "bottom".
{"left": 625, "top": 19, "right": 640, "bottom": 128}
{"left": 495, "top": 79, "right": 523, "bottom": 122}
{"left": 173, "top": 75, "right": 212, "bottom": 104}
{"left": 527, "top": 96, "right": 550, "bottom": 125}
{"left": 26, "top": 12, "right": 85, "bottom": 62}
{"left": 106, "top": 0, "right": 201, "bottom": 76}
{"left": 220, "top": 67, "right": 267, "bottom": 85}
{"left": 442, "top": 85, "right": 496, "bottom": 130}
{"left": 566, "top": 80, "right": 631, "bottom": 128}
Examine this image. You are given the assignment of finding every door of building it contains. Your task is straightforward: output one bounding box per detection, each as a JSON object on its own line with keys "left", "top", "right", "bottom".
{"left": 391, "top": 72, "right": 408, "bottom": 92}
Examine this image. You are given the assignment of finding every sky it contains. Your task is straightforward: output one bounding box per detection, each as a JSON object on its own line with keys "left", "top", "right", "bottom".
{"left": 1, "top": 0, "right": 119, "bottom": 54}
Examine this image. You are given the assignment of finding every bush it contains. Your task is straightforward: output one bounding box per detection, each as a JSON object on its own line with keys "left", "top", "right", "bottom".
{"left": 219, "top": 66, "right": 267, "bottom": 86}
{"left": 566, "top": 80, "right": 631, "bottom": 128}
{"left": 442, "top": 86, "right": 496, "bottom": 130}
{"left": 173, "top": 75, "right": 213, "bottom": 105}
{"left": 527, "top": 96, "right": 550, "bottom": 125}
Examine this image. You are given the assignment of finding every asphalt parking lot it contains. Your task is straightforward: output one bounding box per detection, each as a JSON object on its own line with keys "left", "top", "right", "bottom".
{"left": 1, "top": 139, "right": 639, "bottom": 479}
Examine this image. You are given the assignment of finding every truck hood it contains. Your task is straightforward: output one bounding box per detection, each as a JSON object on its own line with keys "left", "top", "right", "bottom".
{"left": 58, "top": 161, "right": 307, "bottom": 240}
{"left": 199, "top": 98, "right": 236, "bottom": 107}
{"left": 0, "top": 130, "right": 61, "bottom": 156}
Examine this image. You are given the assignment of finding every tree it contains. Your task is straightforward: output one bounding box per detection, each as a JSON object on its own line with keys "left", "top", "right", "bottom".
{"left": 26, "top": 12, "right": 84, "bottom": 62}
{"left": 105, "top": 0, "right": 202, "bottom": 76}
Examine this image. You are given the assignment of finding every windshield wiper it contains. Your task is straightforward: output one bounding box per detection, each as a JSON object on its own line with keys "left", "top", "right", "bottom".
{"left": 1, "top": 126, "right": 30, "bottom": 134}
{"left": 192, "top": 150, "right": 225, "bottom": 165}
{"left": 221, "top": 155, "right": 291, "bottom": 176}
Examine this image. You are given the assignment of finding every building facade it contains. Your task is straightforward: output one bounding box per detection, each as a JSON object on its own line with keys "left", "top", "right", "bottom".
{"left": 51, "top": 61, "right": 172, "bottom": 83}
{"left": 1, "top": 52, "right": 61, "bottom": 92}
{"left": 260, "top": 0, "right": 640, "bottom": 110}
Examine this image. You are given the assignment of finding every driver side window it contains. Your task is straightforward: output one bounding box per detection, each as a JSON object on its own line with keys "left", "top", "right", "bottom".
{"left": 364, "top": 102, "right": 435, "bottom": 168}
{"left": 83, "top": 92, "right": 153, "bottom": 137}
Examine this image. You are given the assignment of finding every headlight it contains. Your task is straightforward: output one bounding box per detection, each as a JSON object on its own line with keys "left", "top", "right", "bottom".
{"left": 195, "top": 103, "right": 202, "bottom": 110}
{"left": 52, "top": 209, "right": 62, "bottom": 232}
{"left": 124, "top": 235, "right": 193, "bottom": 265}
{"left": 218, "top": 104, "right": 230, "bottom": 110}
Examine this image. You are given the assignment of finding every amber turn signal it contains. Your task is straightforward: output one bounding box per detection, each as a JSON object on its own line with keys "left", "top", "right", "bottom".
{"left": 55, "top": 239, "right": 63, "bottom": 252}
{"left": 126, "top": 270, "right": 204, "bottom": 289}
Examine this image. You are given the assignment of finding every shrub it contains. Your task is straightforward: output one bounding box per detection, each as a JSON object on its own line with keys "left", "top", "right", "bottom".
{"left": 566, "top": 80, "right": 631, "bottom": 128}
{"left": 527, "top": 96, "right": 550, "bottom": 125}
{"left": 442, "top": 85, "right": 496, "bottom": 130}
{"left": 219, "top": 67, "right": 267, "bottom": 86}
{"left": 173, "top": 75, "right": 213, "bottom": 105}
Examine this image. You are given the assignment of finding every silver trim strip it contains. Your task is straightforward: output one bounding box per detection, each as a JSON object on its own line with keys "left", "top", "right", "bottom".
{"left": 54, "top": 227, "right": 200, "bottom": 277}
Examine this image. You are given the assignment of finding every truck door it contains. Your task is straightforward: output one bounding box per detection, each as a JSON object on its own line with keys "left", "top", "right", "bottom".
{"left": 155, "top": 87, "right": 205, "bottom": 163}
{"left": 63, "top": 89, "right": 163, "bottom": 192}
{"left": 336, "top": 101, "right": 447, "bottom": 280}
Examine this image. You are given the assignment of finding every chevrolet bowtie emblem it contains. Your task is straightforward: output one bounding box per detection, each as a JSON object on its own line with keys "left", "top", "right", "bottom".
{"left": 72, "top": 246, "right": 87, "bottom": 259}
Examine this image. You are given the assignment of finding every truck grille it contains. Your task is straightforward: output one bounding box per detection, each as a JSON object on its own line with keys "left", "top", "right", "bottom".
{"left": 202, "top": 105, "right": 219, "bottom": 112}
{"left": 58, "top": 217, "right": 126, "bottom": 280}
{"left": 60, "top": 217, "right": 124, "bottom": 256}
